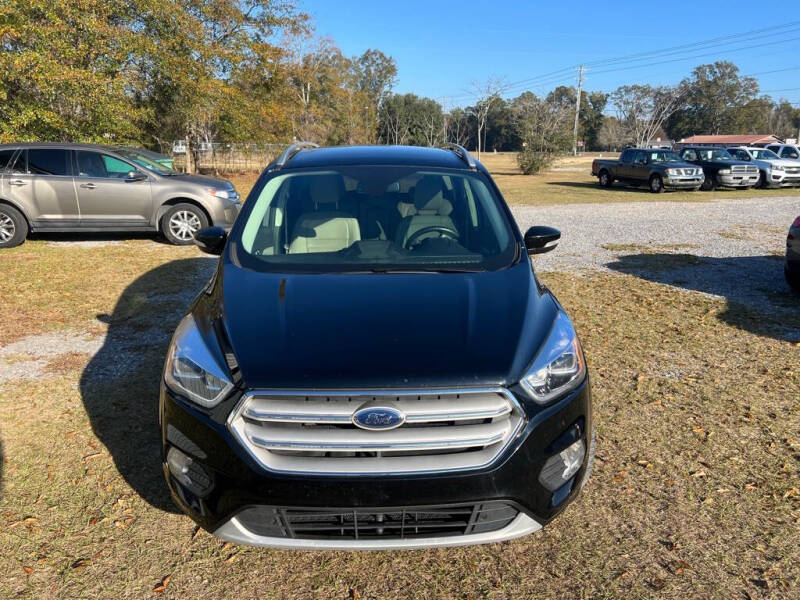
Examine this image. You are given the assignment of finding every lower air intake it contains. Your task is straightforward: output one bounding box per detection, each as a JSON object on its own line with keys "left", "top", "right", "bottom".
{"left": 235, "top": 501, "right": 520, "bottom": 540}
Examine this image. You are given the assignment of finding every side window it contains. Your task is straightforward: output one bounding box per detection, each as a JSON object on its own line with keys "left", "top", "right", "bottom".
{"left": 0, "top": 149, "right": 16, "bottom": 171}
{"left": 634, "top": 151, "right": 647, "bottom": 164}
{"left": 620, "top": 149, "right": 633, "bottom": 163}
{"left": 76, "top": 151, "right": 136, "bottom": 178}
{"left": 27, "top": 149, "right": 71, "bottom": 176}
{"left": 786, "top": 147, "right": 800, "bottom": 159}
{"left": 682, "top": 149, "right": 697, "bottom": 161}
{"left": 103, "top": 155, "right": 135, "bottom": 177}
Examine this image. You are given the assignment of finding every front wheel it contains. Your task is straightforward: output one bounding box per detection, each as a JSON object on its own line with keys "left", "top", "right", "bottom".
{"left": 161, "top": 204, "right": 209, "bottom": 245}
{"left": 700, "top": 174, "right": 716, "bottom": 191}
{"left": 0, "top": 204, "right": 28, "bottom": 249}
{"left": 649, "top": 175, "right": 664, "bottom": 194}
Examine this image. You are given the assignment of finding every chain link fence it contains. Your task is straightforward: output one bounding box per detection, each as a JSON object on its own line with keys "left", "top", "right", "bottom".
{"left": 169, "top": 142, "right": 286, "bottom": 173}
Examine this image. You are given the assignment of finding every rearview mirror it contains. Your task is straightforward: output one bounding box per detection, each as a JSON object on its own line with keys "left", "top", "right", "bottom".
{"left": 524, "top": 226, "right": 561, "bottom": 255}
{"left": 194, "top": 226, "right": 228, "bottom": 255}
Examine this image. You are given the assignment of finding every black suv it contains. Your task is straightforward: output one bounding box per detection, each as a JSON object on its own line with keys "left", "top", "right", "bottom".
{"left": 160, "top": 143, "right": 593, "bottom": 549}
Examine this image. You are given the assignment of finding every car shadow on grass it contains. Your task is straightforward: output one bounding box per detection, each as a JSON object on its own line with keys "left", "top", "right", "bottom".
{"left": 27, "top": 231, "right": 172, "bottom": 246}
{"left": 607, "top": 253, "right": 800, "bottom": 342}
{"left": 546, "top": 181, "right": 649, "bottom": 193}
{"left": 79, "top": 257, "right": 216, "bottom": 512}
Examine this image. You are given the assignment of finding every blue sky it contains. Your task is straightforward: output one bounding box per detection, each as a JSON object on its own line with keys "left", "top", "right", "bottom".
{"left": 300, "top": 1, "right": 800, "bottom": 107}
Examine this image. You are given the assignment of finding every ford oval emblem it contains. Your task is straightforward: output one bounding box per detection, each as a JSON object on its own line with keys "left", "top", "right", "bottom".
{"left": 352, "top": 402, "right": 406, "bottom": 431}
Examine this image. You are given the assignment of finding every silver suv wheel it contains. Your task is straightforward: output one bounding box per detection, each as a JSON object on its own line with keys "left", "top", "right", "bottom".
{"left": 0, "top": 213, "right": 15, "bottom": 242}
{"left": 168, "top": 210, "right": 202, "bottom": 242}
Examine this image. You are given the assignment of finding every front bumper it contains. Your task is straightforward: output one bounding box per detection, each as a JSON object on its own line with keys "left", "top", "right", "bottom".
{"left": 718, "top": 173, "right": 759, "bottom": 187}
{"left": 160, "top": 380, "right": 592, "bottom": 549}
{"left": 769, "top": 171, "right": 800, "bottom": 187}
{"left": 664, "top": 176, "right": 703, "bottom": 189}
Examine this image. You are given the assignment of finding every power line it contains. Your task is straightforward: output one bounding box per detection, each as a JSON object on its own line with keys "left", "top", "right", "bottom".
{"left": 438, "top": 20, "right": 800, "bottom": 104}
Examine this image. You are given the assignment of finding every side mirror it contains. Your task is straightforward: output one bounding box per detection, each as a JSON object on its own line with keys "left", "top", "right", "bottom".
{"left": 194, "top": 226, "right": 227, "bottom": 255}
{"left": 125, "top": 171, "right": 147, "bottom": 182}
{"left": 524, "top": 226, "right": 561, "bottom": 255}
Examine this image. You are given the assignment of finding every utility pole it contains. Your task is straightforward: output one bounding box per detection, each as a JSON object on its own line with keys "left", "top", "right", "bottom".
{"left": 572, "top": 65, "right": 584, "bottom": 156}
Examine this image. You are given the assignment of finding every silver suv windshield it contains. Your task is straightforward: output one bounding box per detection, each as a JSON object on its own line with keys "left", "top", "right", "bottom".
{"left": 236, "top": 166, "right": 517, "bottom": 273}
{"left": 751, "top": 149, "right": 780, "bottom": 160}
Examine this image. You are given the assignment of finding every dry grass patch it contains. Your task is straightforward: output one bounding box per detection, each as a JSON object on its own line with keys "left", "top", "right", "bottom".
{"left": 0, "top": 242, "right": 210, "bottom": 346}
{"left": 1, "top": 253, "right": 798, "bottom": 598}
{"left": 44, "top": 352, "right": 93, "bottom": 376}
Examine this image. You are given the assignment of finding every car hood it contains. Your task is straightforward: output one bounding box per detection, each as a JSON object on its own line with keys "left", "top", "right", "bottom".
{"left": 215, "top": 260, "right": 555, "bottom": 389}
{"left": 772, "top": 159, "right": 800, "bottom": 168}
{"left": 170, "top": 173, "right": 234, "bottom": 189}
{"left": 663, "top": 161, "right": 699, "bottom": 169}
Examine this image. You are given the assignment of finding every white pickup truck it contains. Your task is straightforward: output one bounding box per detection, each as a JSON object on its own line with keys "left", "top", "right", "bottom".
{"left": 727, "top": 146, "right": 800, "bottom": 188}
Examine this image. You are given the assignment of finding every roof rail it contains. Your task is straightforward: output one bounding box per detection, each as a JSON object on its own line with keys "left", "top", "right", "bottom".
{"left": 443, "top": 144, "right": 477, "bottom": 169}
{"left": 272, "top": 141, "right": 319, "bottom": 169}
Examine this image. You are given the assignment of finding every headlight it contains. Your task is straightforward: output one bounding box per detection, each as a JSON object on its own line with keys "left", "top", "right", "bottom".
{"left": 718, "top": 169, "right": 731, "bottom": 175}
{"left": 666, "top": 168, "right": 678, "bottom": 176}
{"left": 164, "top": 314, "right": 233, "bottom": 407}
{"left": 772, "top": 165, "right": 785, "bottom": 172}
{"left": 520, "top": 311, "right": 586, "bottom": 404}
{"left": 208, "top": 188, "right": 239, "bottom": 202}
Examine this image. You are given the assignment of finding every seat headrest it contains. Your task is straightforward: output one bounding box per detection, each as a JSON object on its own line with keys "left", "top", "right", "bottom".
{"left": 412, "top": 177, "right": 452, "bottom": 216}
{"left": 309, "top": 174, "right": 343, "bottom": 208}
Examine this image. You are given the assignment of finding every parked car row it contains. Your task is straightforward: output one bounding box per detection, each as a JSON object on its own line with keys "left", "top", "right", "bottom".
{"left": 0, "top": 142, "right": 240, "bottom": 248}
{"left": 592, "top": 145, "right": 800, "bottom": 193}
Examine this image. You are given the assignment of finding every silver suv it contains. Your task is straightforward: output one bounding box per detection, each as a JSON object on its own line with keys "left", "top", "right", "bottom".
{"left": 0, "top": 143, "right": 241, "bottom": 248}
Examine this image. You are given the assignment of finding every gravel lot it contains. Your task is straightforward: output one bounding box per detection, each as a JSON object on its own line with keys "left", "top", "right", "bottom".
{"left": 512, "top": 196, "right": 799, "bottom": 338}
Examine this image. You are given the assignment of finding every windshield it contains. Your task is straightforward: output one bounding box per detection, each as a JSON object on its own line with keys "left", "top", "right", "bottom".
{"left": 117, "top": 150, "right": 176, "bottom": 175}
{"left": 650, "top": 151, "right": 683, "bottom": 163}
{"left": 235, "top": 166, "right": 517, "bottom": 273}
{"left": 696, "top": 149, "right": 733, "bottom": 162}
{"left": 750, "top": 149, "right": 780, "bottom": 160}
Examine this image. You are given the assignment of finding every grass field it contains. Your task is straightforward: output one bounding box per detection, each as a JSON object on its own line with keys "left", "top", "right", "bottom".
{"left": 0, "top": 235, "right": 798, "bottom": 599}
{"left": 225, "top": 152, "right": 800, "bottom": 206}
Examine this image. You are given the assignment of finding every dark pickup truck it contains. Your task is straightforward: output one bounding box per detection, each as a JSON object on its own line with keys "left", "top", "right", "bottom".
{"left": 592, "top": 148, "right": 704, "bottom": 193}
{"left": 678, "top": 146, "right": 760, "bottom": 190}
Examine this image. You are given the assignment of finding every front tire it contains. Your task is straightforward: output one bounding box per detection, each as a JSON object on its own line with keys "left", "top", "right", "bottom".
{"left": 649, "top": 175, "right": 664, "bottom": 194}
{"left": 700, "top": 174, "right": 716, "bottom": 191}
{"left": 161, "top": 203, "right": 209, "bottom": 246}
{"left": 598, "top": 170, "right": 612, "bottom": 188}
{"left": 0, "top": 204, "right": 28, "bottom": 249}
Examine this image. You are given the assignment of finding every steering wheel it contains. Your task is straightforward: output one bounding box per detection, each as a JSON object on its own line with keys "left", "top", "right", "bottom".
{"left": 404, "top": 225, "right": 459, "bottom": 249}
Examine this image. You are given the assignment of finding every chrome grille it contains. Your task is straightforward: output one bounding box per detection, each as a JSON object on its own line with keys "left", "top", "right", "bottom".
{"left": 785, "top": 166, "right": 800, "bottom": 174}
{"left": 731, "top": 165, "right": 758, "bottom": 174}
{"left": 228, "top": 389, "right": 525, "bottom": 474}
{"left": 235, "top": 502, "right": 520, "bottom": 540}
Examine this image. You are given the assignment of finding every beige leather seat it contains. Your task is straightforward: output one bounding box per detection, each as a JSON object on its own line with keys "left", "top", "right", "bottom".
{"left": 289, "top": 175, "right": 360, "bottom": 254}
{"left": 395, "top": 176, "right": 457, "bottom": 247}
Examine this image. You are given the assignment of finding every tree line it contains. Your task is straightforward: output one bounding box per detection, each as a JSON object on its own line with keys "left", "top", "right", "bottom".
{"left": 1, "top": 1, "right": 799, "bottom": 174}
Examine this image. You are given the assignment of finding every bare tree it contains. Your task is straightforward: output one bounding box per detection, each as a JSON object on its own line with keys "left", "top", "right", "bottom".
{"left": 596, "top": 116, "right": 624, "bottom": 151}
{"left": 611, "top": 84, "right": 686, "bottom": 147}
{"left": 468, "top": 77, "right": 507, "bottom": 159}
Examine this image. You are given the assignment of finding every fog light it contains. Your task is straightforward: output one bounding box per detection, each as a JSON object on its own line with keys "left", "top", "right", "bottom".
{"left": 538, "top": 438, "right": 586, "bottom": 492}
{"left": 167, "top": 446, "right": 212, "bottom": 496}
